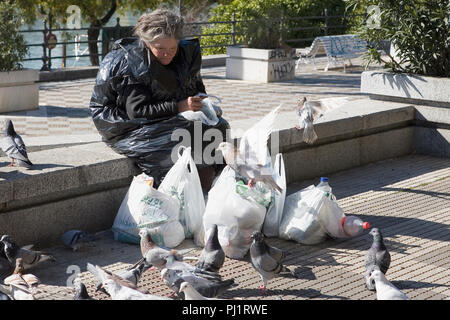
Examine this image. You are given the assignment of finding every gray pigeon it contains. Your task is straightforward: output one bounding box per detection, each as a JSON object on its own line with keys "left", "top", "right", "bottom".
{"left": 179, "top": 281, "right": 222, "bottom": 300}
{"left": 61, "top": 230, "right": 98, "bottom": 251}
{"left": 365, "top": 228, "right": 391, "bottom": 291}
{"left": 95, "top": 262, "right": 148, "bottom": 294}
{"left": 161, "top": 267, "right": 235, "bottom": 299}
{"left": 1, "top": 119, "right": 33, "bottom": 168}
{"left": 249, "top": 231, "right": 294, "bottom": 295}
{"left": 73, "top": 278, "right": 94, "bottom": 300}
{"left": 136, "top": 228, "right": 195, "bottom": 270}
{"left": 0, "top": 235, "right": 55, "bottom": 270}
{"left": 368, "top": 267, "right": 409, "bottom": 300}
{"left": 196, "top": 224, "right": 225, "bottom": 273}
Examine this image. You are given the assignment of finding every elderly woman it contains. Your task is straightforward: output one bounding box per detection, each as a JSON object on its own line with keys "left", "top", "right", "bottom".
{"left": 90, "top": 9, "right": 229, "bottom": 189}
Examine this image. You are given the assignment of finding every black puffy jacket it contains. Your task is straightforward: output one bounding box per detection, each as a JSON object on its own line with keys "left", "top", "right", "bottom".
{"left": 89, "top": 37, "right": 229, "bottom": 185}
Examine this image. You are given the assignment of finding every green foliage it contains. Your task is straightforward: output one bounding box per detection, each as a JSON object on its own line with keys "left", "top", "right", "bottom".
{"left": 0, "top": 2, "right": 28, "bottom": 71}
{"left": 201, "top": 0, "right": 348, "bottom": 55}
{"left": 346, "top": 0, "right": 450, "bottom": 77}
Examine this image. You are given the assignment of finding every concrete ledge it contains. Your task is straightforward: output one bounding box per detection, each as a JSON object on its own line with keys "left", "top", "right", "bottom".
{"left": 361, "top": 70, "right": 450, "bottom": 107}
{"left": 37, "top": 55, "right": 227, "bottom": 83}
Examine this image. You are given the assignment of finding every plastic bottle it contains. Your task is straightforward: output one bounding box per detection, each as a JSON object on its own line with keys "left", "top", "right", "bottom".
{"left": 316, "top": 177, "right": 332, "bottom": 198}
{"left": 341, "top": 216, "right": 370, "bottom": 237}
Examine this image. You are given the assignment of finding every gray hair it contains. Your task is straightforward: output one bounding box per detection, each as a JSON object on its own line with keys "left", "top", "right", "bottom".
{"left": 133, "top": 9, "right": 184, "bottom": 43}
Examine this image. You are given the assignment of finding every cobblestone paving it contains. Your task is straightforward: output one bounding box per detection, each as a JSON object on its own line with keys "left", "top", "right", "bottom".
{"left": 2, "top": 154, "right": 447, "bottom": 300}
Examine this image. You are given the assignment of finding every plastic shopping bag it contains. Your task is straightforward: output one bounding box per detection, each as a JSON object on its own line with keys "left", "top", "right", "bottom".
{"left": 203, "top": 166, "right": 266, "bottom": 259}
{"left": 159, "top": 146, "right": 206, "bottom": 247}
{"left": 279, "top": 185, "right": 328, "bottom": 245}
{"left": 144, "top": 221, "right": 186, "bottom": 248}
{"left": 112, "top": 173, "right": 180, "bottom": 244}
{"left": 179, "top": 95, "right": 221, "bottom": 126}
{"left": 262, "top": 153, "right": 287, "bottom": 237}
{"left": 318, "top": 195, "right": 347, "bottom": 239}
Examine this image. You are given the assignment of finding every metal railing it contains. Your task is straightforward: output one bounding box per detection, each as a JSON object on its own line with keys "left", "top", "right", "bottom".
{"left": 20, "top": 9, "right": 356, "bottom": 71}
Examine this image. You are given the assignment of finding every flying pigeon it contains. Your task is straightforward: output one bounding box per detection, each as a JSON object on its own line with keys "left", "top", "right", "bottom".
{"left": 196, "top": 224, "right": 225, "bottom": 273}
{"left": 161, "top": 267, "right": 235, "bottom": 299}
{"left": 296, "top": 96, "right": 348, "bottom": 144}
{"left": 87, "top": 263, "right": 171, "bottom": 300}
{"left": 179, "top": 281, "right": 222, "bottom": 300}
{"left": 73, "top": 278, "right": 94, "bottom": 300}
{"left": 249, "top": 231, "right": 295, "bottom": 295}
{"left": 61, "top": 230, "right": 98, "bottom": 251}
{"left": 0, "top": 235, "right": 55, "bottom": 270}
{"left": 365, "top": 228, "right": 391, "bottom": 291}
{"left": 0, "top": 283, "right": 35, "bottom": 300}
{"left": 216, "top": 104, "right": 283, "bottom": 192}
{"left": 368, "top": 267, "right": 409, "bottom": 300}
{"left": 0, "top": 119, "right": 33, "bottom": 168}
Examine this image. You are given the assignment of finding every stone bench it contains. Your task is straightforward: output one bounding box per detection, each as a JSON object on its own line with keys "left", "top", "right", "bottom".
{"left": 296, "top": 34, "right": 368, "bottom": 72}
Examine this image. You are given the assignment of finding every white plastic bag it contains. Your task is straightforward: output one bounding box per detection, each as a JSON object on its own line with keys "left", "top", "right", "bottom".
{"left": 145, "top": 221, "right": 185, "bottom": 248}
{"left": 279, "top": 185, "right": 328, "bottom": 245}
{"left": 318, "top": 196, "right": 347, "bottom": 239}
{"left": 112, "top": 173, "right": 180, "bottom": 244}
{"left": 262, "top": 153, "right": 286, "bottom": 237}
{"left": 179, "top": 96, "right": 220, "bottom": 126}
{"left": 203, "top": 166, "right": 266, "bottom": 259}
{"left": 159, "top": 146, "right": 206, "bottom": 247}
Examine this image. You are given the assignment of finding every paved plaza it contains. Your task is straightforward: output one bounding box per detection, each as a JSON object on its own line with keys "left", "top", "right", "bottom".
{"left": 0, "top": 58, "right": 448, "bottom": 300}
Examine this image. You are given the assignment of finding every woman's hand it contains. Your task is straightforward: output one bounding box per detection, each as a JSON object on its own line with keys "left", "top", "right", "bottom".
{"left": 177, "top": 96, "right": 204, "bottom": 112}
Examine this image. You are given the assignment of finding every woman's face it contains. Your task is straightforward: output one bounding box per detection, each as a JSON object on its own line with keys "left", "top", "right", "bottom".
{"left": 147, "top": 36, "right": 178, "bottom": 65}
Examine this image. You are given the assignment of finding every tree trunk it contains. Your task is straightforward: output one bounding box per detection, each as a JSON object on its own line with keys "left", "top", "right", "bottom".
{"left": 87, "top": 0, "right": 117, "bottom": 66}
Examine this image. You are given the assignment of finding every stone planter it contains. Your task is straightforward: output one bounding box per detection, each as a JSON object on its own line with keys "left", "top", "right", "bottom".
{"left": 226, "top": 46, "right": 296, "bottom": 82}
{"left": 361, "top": 70, "right": 450, "bottom": 107}
{"left": 0, "top": 69, "right": 39, "bottom": 113}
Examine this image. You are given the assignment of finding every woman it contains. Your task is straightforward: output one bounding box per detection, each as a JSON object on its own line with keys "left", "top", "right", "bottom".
{"left": 90, "top": 9, "right": 229, "bottom": 189}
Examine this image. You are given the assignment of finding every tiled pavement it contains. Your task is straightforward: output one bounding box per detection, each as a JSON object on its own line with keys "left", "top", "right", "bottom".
{"left": 1, "top": 154, "right": 448, "bottom": 300}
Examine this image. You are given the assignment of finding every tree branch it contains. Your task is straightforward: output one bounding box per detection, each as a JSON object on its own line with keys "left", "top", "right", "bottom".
{"left": 100, "top": 0, "right": 117, "bottom": 26}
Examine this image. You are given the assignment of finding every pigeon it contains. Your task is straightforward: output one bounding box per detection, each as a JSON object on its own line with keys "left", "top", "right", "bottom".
{"left": 0, "top": 283, "right": 35, "bottom": 300}
{"left": 87, "top": 263, "right": 171, "bottom": 300}
{"left": 0, "top": 291, "right": 11, "bottom": 300}
{"left": 179, "top": 281, "right": 222, "bottom": 300}
{"left": 131, "top": 228, "right": 196, "bottom": 271}
{"left": 369, "top": 267, "right": 409, "bottom": 300}
{"left": 73, "top": 278, "right": 94, "bottom": 300}
{"left": 0, "top": 235, "right": 55, "bottom": 270}
{"left": 0, "top": 119, "right": 33, "bottom": 168}
{"left": 161, "top": 267, "right": 235, "bottom": 299}
{"left": 61, "top": 230, "right": 98, "bottom": 251}
{"left": 196, "top": 224, "right": 225, "bottom": 273}
{"left": 4, "top": 258, "right": 41, "bottom": 293}
{"left": 216, "top": 104, "right": 283, "bottom": 193}
{"left": 249, "top": 231, "right": 295, "bottom": 295}
{"left": 295, "top": 96, "right": 349, "bottom": 144}
{"left": 365, "top": 228, "right": 391, "bottom": 291}
{"left": 94, "top": 261, "right": 148, "bottom": 294}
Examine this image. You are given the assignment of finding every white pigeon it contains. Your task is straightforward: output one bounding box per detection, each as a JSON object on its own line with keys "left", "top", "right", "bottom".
{"left": 369, "top": 267, "right": 409, "bottom": 300}
{"left": 0, "top": 283, "right": 35, "bottom": 300}
{"left": 0, "top": 119, "right": 33, "bottom": 168}
{"left": 296, "top": 96, "right": 349, "bottom": 144}
{"left": 87, "top": 263, "right": 170, "bottom": 300}
{"left": 216, "top": 104, "right": 282, "bottom": 192}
